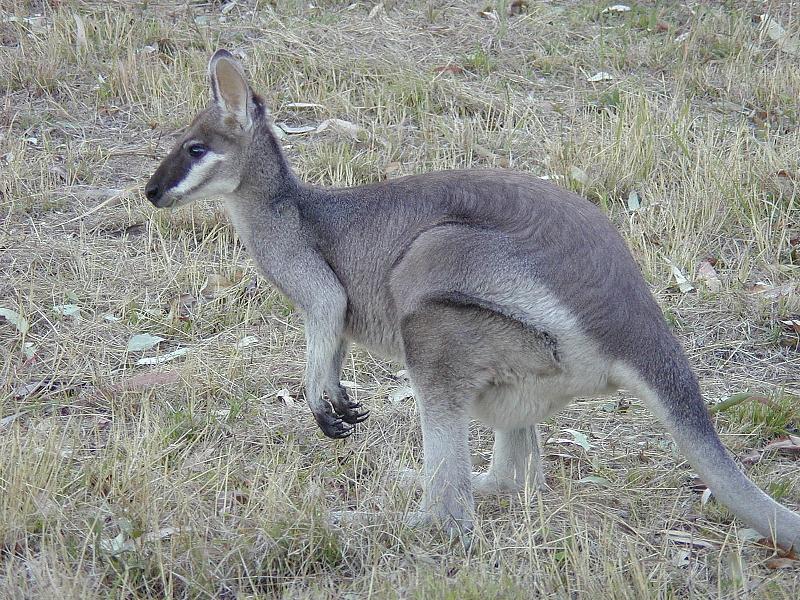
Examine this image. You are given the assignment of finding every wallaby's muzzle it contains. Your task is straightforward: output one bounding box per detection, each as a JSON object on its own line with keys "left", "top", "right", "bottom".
{"left": 144, "top": 144, "right": 196, "bottom": 208}
{"left": 144, "top": 160, "right": 173, "bottom": 208}
{"left": 144, "top": 177, "right": 162, "bottom": 206}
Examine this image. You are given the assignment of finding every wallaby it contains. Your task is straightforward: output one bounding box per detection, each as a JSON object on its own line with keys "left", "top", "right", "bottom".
{"left": 145, "top": 49, "right": 800, "bottom": 550}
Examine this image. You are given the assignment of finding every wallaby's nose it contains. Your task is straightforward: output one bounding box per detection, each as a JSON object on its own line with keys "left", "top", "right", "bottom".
{"left": 145, "top": 181, "right": 160, "bottom": 204}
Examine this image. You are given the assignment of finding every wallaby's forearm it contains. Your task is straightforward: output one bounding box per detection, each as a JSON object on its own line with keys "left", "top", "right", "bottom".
{"left": 260, "top": 248, "right": 358, "bottom": 437}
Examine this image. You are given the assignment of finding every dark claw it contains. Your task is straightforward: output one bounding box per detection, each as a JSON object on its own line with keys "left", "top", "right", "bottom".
{"left": 313, "top": 406, "right": 354, "bottom": 439}
{"left": 330, "top": 385, "right": 371, "bottom": 425}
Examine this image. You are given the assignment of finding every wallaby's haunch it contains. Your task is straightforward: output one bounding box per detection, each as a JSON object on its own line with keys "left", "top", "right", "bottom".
{"left": 146, "top": 49, "right": 800, "bottom": 550}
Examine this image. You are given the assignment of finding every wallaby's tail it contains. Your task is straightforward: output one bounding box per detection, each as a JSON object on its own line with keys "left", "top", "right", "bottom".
{"left": 622, "top": 353, "right": 800, "bottom": 552}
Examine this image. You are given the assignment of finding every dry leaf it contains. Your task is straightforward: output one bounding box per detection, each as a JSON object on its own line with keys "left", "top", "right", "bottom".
{"left": 0, "top": 307, "right": 29, "bottom": 335}
{"left": 275, "top": 388, "right": 295, "bottom": 406}
{"left": 13, "top": 378, "right": 77, "bottom": 400}
{"left": 136, "top": 347, "right": 190, "bottom": 366}
{"left": 127, "top": 333, "right": 164, "bottom": 352}
{"left": 201, "top": 273, "right": 234, "bottom": 298}
{"left": 508, "top": 0, "right": 528, "bottom": 16}
{"left": 73, "top": 13, "right": 87, "bottom": 51}
{"left": 587, "top": 71, "right": 614, "bottom": 82}
{"left": 569, "top": 166, "right": 590, "bottom": 186}
{"left": 53, "top": 304, "right": 82, "bottom": 319}
{"left": 602, "top": 5, "right": 631, "bottom": 14}
{"left": 670, "top": 548, "right": 692, "bottom": 567}
{"left": 368, "top": 2, "right": 384, "bottom": 19}
{"left": 665, "top": 259, "right": 695, "bottom": 293}
{"left": 220, "top": 0, "right": 238, "bottom": 14}
{"left": 626, "top": 190, "right": 641, "bottom": 212}
{"left": 384, "top": 161, "right": 402, "bottom": 178}
{"left": 235, "top": 335, "right": 259, "bottom": 349}
{"left": 478, "top": 9, "right": 498, "bottom": 21}
{"left": 780, "top": 320, "right": 800, "bottom": 335}
{"left": 578, "top": 475, "right": 611, "bottom": 486}
{"left": 747, "top": 281, "right": 794, "bottom": 299}
{"left": 696, "top": 260, "right": 721, "bottom": 292}
{"left": 740, "top": 449, "right": 763, "bottom": 465}
{"left": 115, "top": 370, "right": 181, "bottom": 391}
{"left": 169, "top": 293, "right": 197, "bottom": 321}
{"left": 0, "top": 413, "right": 23, "bottom": 429}
{"left": 284, "top": 102, "right": 325, "bottom": 110}
{"left": 765, "top": 557, "right": 798, "bottom": 569}
{"left": 275, "top": 122, "right": 316, "bottom": 135}
{"left": 389, "top": 386, "right": 414, "bottom": 403}
{"left": 760, "top": 15, "right": 800, "bottom": 56}
{"left": 316, "top": 118, "right": 367, "bottom": 142}
{"left": 763, "top": 435, "right": 800, "bottom": 453}
{"left": 664, "top": 530, "right": 715, "bottom": 549}
{"left": 753, "top": 535, "right": 798, "bottom": 557}
{"left": 555, "top": 429, "right": 592, "bottom": 451}
{"left": 433, "top": 65, "right": 464, "bottom": 75}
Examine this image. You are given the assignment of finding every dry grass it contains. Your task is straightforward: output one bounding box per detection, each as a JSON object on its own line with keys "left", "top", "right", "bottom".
{"left": 1, "top": 0, "right": 800, "bottom": 597}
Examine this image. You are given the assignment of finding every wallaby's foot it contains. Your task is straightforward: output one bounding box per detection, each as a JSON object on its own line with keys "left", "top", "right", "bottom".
{"left": 311, "top": 404, "right": 355, "bottom": 439}
{"left": 404, "top": 510, "right": 473, "bottom": 536}
{"left": 404, "top": 510, "right": 474, "bottom": 550}
{"left": 399, "top": 467, "right": 546, "bottom": 496}
{"left": 471, "top": 471, "right": 547, "bottom": 496}
{"left": 329, "top": 385, "right": 370, "bottom": 425}
{"left": 471, "top": 472, "right": 521, "bottom": 495}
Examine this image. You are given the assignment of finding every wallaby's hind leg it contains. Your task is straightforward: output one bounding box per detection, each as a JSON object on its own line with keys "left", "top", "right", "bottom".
{"left": 397, "top": 425, "right": 546, "bottom": 495}
{"left": 405, "top": 387, "right": 474, "bottom": 532}
{"left": 473, "top": 426, "right": 545, "bottom": 495}
{"left": 400, "top": 304, "right": 491, "bottom": 534}
{"left": 400, "top": 297, "right": 559, "bottom": 533}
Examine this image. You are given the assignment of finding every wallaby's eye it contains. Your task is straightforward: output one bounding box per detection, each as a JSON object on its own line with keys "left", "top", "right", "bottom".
{"left": 186, "top": 143, "right": 207, "bottom": 159}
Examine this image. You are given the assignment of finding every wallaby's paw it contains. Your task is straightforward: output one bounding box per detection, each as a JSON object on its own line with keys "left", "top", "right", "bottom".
{"left": 330, "top": 385, "right": 370, "bottom": 425}
{"left": 312, "top": 406, "right": 354, "bottom": 439}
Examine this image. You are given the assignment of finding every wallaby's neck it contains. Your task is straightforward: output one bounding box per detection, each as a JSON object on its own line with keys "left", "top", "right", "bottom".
{"left": 234, "top": 118, "right": 303, "bottom": 204}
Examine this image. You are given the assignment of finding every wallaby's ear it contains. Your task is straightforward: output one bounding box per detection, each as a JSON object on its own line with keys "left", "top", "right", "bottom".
{"left": 208, "top": 49, "right": 252, "bottom": 130}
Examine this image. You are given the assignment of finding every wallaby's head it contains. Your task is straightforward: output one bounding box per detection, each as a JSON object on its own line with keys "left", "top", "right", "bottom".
{"left": 145, "top": 49, "right": 267, "bottom": 208}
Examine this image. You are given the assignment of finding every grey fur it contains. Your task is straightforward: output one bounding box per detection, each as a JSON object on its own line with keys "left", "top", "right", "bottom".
{"left": 144, "top": 50, "right": 800, "bottom": 550}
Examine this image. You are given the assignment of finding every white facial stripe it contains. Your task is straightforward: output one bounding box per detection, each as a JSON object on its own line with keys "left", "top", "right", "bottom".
{"left": 172, "top": 153, "right": 225, "bottom": 195}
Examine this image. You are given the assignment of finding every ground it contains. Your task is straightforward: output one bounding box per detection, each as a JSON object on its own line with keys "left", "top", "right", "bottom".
{"left": 1, "top": 0, "right": 799, "bottom": 598}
